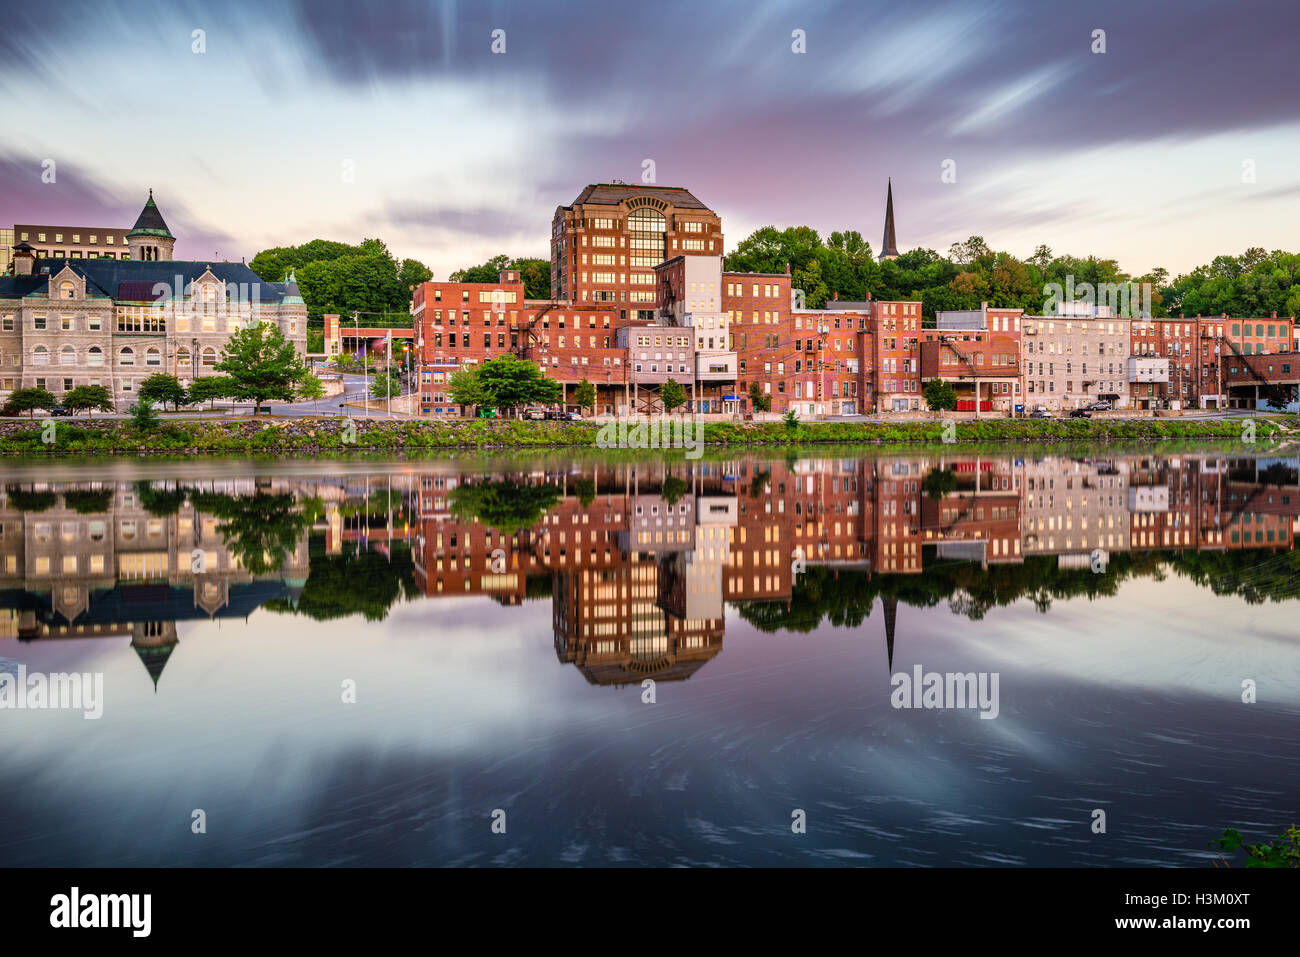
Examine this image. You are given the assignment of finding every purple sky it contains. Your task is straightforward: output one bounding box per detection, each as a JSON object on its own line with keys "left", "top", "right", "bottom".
{"left": 4, "top": 0, "right": 1298, "bottom": 278}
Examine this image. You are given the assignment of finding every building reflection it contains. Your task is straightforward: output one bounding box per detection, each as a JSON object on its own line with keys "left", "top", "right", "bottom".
{"left": 1, "top": 453, "right": 1297, "bottom": 690}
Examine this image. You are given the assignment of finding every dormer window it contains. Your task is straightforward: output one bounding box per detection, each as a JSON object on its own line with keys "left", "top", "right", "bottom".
{"left": 60, "top": 282, "right": 75, "bottom": 299}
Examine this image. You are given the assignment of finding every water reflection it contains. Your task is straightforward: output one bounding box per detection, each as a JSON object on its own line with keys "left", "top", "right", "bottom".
{"left": 3, "top": 453, "right": 1297, "bottom": 693}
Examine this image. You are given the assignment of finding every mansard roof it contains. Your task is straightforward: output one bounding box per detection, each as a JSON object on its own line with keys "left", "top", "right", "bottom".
{"left": 1, "top": 258, "right": 297, "bottom": 303}
{"left": 565, "top": 183, "right": 711, "bottom": 211}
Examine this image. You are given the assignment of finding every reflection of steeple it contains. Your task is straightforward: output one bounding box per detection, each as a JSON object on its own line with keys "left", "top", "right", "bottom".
{"left": 131, "top": 622, "right": 178, "bottom": 692}
{"left": 882, "top": 596, "right": 897, "bottom": 671}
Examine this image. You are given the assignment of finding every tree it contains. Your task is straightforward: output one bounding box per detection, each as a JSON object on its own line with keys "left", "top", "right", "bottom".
{"left": 450, "top": 255, "right": 551, "bottom": 299}
{"left": 129, "top": 398, "right": 159, "bottom": 432}
{"left": 922, "top": 467, "right": 958, "bottom": 502}
{"left": 449, "top": 355, "right": 560, "bottom": 416}
{"left": 449, "top": 480, "right": 561, "bottom": 534}
{"left": 297, "top": 372, "right": 327, "bottom": 412}
{"left": 63, "top": 385, "right": 114, "bottom": 419}
{"left": 748, "top": 382, "right": 771, "bottom": 412}
{"left": 661, "top": 475, "right": 688, "bottom": 506}
{"left": 924, "top": 377, "right": 959, "bottom": 411}
{"left": 138, "top": 373, "right": 186, "bottom": 411}
{"left": 370, "top": 372, "right": 402, "bottom": 400}
{"left": 573, "top": 379, "right": 596, "bottom": 416}
{"left": 187, "top": 375, "right": 237, "bottom": 410}
{"left": 214, "top": 322, "right": 307, "bottom": 415}
{"left": 661, "top": 377, "right": 687, "bottom": 413}
{"left": 4, "top": 387, "right": 56, "bottom": 419}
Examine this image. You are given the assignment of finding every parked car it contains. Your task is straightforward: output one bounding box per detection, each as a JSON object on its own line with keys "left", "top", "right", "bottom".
{"left": 545, "top": 409, "right": 569, "bottom": 421}
{"left": 1030, "top": 408, "right": 1051, "bottom": 419}
{"left": 1069, "top": 408, "right": 1091, "bottom": 419}
{"left": 565, "top": 410, "right": 582, "bottom": 421}
{"left": 49, "top": 405, "right": 73, "bottom": 417}
{"left": 524, "top": 408, "right": 546, "bottom": 420}
{"left": 1086, "top": 400, "right": 1112, "bottom": 411}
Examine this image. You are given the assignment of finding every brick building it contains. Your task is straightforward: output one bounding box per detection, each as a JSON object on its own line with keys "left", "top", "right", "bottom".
{"left": 550, "top": 184, "right": 724, "bottom": 321}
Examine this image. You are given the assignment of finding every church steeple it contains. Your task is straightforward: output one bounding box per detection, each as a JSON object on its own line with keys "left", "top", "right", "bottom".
{"left": 878, "top": 179, "right": 899, "bottom": 262}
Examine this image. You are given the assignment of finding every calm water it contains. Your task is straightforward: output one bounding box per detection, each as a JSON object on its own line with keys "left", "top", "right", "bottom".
{"left": 1, "top": 451, "right": 1297, "bottom": 867}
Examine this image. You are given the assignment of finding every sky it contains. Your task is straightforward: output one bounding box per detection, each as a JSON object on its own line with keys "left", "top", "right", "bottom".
{"left": 2, "top": 0, "right": 1298, "bottom": 280}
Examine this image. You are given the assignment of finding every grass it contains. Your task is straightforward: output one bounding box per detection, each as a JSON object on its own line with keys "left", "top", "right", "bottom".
{"left": 0, "top": 414, "right": 1289, "bottom": 457}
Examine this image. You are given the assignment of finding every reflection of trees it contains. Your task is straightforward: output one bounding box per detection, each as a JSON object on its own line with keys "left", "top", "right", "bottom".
{"left": 449, "top": 480, "right": 560, "bottom": 534}
{"left": 188, "top": 489, "right": 314, "bottom": 575}
{"left": 734, "top": 552, "right": 1158, "bottom": 633}
{"left": 5, "top": 487, "right": 57, "bottom": 512}
{"left": 1171, "top": 548, "right": 1300, "bottom": 604}
{"left": 269, "top": 536, "right": 418, "bottom": 622}
{"left": 661, "top": 475, "right": 688, "bottom": 506}
{"left": 574, "top": 478, "right": 596, "bottom": 508}
{"left": 922, "top": 467, "right": 957, "bottom": 502}
{"left": 134, "top": 481, "right": 188, "bottom": 516}
{"left": 735, "top": 567, "right": 878, "bottom": 633}
{"left": 61, "top": 489, "right": 114, "bottom": 514}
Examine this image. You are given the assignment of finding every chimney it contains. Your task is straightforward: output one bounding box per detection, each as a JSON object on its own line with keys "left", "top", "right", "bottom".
{"left": 1180, "top": 313, "right": 1184, "bottom": 319}
{"left": 784, "top": 262, "right": 790, "bottom": 275}
{"left": 833, "top": 291, "right": 839, "bottom": 301}
{"left": 1271, "top": 311, "right": 1277, "bottom": 318}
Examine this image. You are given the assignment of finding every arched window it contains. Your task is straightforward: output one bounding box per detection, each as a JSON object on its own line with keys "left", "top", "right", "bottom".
{"left": 60, "top": 345, "right": 76, "bottom": 366}
{"left": 119, "top": 347, "right": 134, "bottom": 366}
{"left": 59, "top": 281, "right": 75, "bottom": 300}
{"left": 146, "top": 347, "right": 161, "bottom": 366}
{"left": 87, "top": 346, "right": 104, "bottom": 367}
{"left": 201, "top": 347, "right": 217, "bottom": 367}
{"left": 33, "top": 345, "right": 49, "bottom": 366}
{"left": 177, "top": 347, "right": 191, "bottom": 369}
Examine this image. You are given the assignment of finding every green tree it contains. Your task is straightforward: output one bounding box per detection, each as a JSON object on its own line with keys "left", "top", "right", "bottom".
{"left": 138, "top": 373, "right": 186, "bottom": 411}
{"left": 574, "top": 477, "right": 597, "bottom": 508}
{"left": 4, "top": 486, "right": 58, "bottom": 511}
{"left": 924, "top": 377, "right": 959, "bottom": 411}
{"left": 748, "top": 382, "right": 771, "bottom": 412}
{"left": 450, "top": 255, "right": 550, "bottom": 299}
{"left": 63, "top": 385, "right": 114, "bottom": 419}
{"left": 449, "top": 355, "right": 560, "bottom": 416}
{"left": 297, "top": 371, "right": 327, "bottom": 412}
{"left": 4, "top": 387, "right": 56, "bottom": 419}
{"left": 370, "top": 371, "right": 402, "bottom": 400}
{"left": 573, "top": 378, "right": 596, "bottom": 416}
{"left": 661, "top": 377, "right": 687, "bottom": 413}
{"left": 215, "top": 322, "right": 307, "bottom": 415}
{"left": 187, "top": 375, "right": 237, "bottom": 410}
{"left": 129, "top": 398, "right": 159, "bottom": 431}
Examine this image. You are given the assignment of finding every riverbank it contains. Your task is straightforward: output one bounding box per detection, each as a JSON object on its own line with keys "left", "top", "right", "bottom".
{"left": 0, "top": 415, "right": 1292, "bottom": 456}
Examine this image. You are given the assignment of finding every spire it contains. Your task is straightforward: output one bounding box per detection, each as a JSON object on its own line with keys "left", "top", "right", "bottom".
{"left": 127, "top": 189, "right": 174, "bottom": 239}
{"left": 878, "top": 178, "right": 899, "bottom": 261}
{"left": 882, "top": 596, "right": 898, "bottom": 671}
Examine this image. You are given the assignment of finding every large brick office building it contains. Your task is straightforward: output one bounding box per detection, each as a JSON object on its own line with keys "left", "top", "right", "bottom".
{"left": 550, "top": 184, "right": 724, "bottom": 321}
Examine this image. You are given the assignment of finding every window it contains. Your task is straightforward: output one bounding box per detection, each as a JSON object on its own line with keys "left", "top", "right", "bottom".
{"left": 119, "top": 347, "right": 135, "bottom": 366}
{"left": 202, "top": 347, "right": 217, "bottom": 367}
{"left": 33, "top": 346, "right": 49, "bottom": 366}
{"left": 87, "top": 347, "right": 103, "bottom": 367}
{"left": 60, "top": 345, "right": 76, "bottom": 365}
{"left": 34, "top": 316, "right": 47, "bottom": 330}
{"left": 146, "top": 347, "right": 161, "bottom": 366}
